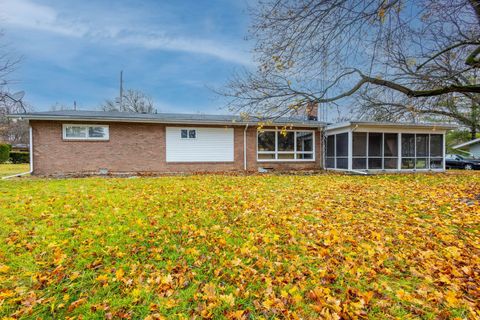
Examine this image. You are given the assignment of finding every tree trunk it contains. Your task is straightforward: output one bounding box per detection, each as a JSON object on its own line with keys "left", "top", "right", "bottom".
{"left": 472, "top": 126, "right": 478, "bottom": 140}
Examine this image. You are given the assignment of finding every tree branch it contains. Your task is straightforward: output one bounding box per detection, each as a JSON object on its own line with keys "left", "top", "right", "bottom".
{"left": 416, "top": 41, "right": 480, "bottom": 71}
{"left": 316, "top": 70, "right": 480, "bottom": 103}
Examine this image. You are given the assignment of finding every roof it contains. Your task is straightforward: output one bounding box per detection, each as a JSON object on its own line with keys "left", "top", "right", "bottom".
{"left": 326, "top": 121, "right": 457, "bottom": 131}
{"left": 452, "top": 138, "right": 480, "bottom": 149}
{"left": 8, "top": 110, "right": 326, "bottom": 128}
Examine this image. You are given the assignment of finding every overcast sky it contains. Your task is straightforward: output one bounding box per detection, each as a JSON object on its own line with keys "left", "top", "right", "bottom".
{"left": 0, "top": 0, "right": 253, "bottom": 113}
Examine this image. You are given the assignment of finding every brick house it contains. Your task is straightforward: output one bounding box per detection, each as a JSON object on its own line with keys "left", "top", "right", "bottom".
{"left": 10, "top": 110, "right": 455, "bottom": 176}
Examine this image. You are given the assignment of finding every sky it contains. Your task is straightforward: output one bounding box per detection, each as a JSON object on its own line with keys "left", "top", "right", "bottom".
{"left": 0, "top": 0, "right": 253, "bottom": 113}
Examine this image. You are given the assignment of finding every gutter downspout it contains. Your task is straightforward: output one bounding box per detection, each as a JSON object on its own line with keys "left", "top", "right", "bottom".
{"left": 243, "top": 124, "right": 248, "bottom": 171}
{"left": 2, "top": 125, "right": 33, "bottom": 180}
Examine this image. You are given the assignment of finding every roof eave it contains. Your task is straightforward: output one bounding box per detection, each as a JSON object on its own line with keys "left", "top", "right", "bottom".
{"left": 8, "top": 114, "right": 325, "bottom": 128}
{"left": 452, "top": 138, "right": 480, "bottom": 149}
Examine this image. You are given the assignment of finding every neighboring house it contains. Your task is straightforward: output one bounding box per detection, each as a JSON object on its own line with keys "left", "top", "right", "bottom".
{"left": 452, "top": 138, "right": 480, "bottom": 158}
{"left": 9, "top": 110, "right": 455, "bottom": 176}
{"left": 11, "top": 143, "right": 29, "bottom": 152}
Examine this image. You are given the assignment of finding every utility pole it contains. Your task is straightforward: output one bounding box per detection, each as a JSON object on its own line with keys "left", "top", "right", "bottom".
{"left": 119, "top": 70, "right": 124, "bottom": 111}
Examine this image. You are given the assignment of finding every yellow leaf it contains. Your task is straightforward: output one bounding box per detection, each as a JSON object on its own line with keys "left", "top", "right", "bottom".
{"left": 131, "top": 288, "right": 141, "bottom": 297}
{"left": 444, "top": 290, "right": 458, "bottom": 307}
{"left": 0, "top": 265, "right": 10, "bottom": 273}
{"left": 115, "top": 268, "right": 125, "bottom": 280}
{"left": 164, "top": 298, "right": 178, "bottom": 309}
{"left": 292, "top": 293, "right": 302, "bottom": 304}
{"left": 262, "top": 298, "right": 275, "bottom": 310}
{"left": 96, "top": 274, "right": 108, "bottom": 283}
{"left": 220, "top": 294, "right": 235, "bottom": 307}
{"left": 70, "top": 271, "right": 80, "bottom": 280}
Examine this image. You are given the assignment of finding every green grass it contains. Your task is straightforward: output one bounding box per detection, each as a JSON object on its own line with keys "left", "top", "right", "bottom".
{"left": 0, "top": 172, "right": 479, "bottom": 319}
{"left": 0, "top": 163, "right": 30, "bottom": 178}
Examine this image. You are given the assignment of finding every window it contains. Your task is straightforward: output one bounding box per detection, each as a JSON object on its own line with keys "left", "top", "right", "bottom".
{"left": 297, "top": 132, "right": 314, "bottom": 159}
{"left": 278, "top": 132, "right": 294, "bottom": 151}
{"left": 257, "top": 130, "right": 314, "bottom": 161}
{"left": 258, "top": 131, "right": 275, "bottom": 152}
{"left": 63, "top": 124, "right": 109, "bottom": 140}
{"left": 181, "top": 129, "right": 196, "bottom": 139}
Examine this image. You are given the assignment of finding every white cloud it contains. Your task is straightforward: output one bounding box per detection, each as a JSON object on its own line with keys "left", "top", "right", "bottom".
{"left": 0, "top": 0, "right": 252, "bottom": 65}
{"left": 0, "top": 0, "right": 87, "bottom": 37}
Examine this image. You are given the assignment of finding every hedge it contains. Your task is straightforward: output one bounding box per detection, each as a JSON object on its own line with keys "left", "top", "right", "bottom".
{"left": 0, "top": 144, "right": 12, "bottom": 163}
{"left": 10, "top": 152, "right": 29, "bottom": 164}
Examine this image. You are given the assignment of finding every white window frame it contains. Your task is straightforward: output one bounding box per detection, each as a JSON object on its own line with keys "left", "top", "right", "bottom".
{"left": 62, "top": 124, "right": 109, "bottom": 141}
{"left": 257, "top": 129, "right": 315, "bottom": 162}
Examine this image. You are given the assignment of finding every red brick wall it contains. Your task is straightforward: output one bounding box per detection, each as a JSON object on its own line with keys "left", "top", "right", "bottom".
{"left": 30, "top": 121, "right": 323, "bottom": 176}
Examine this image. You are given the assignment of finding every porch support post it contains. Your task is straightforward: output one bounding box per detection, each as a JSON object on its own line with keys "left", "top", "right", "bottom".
{"left": 442, "top": 132, "right": 446, "bottom": 171}
{"left": 398, "top": 133, "right": 402, "bottom": 171}
{"left": 348, "top": 130, "right": 353, "bottom": 171}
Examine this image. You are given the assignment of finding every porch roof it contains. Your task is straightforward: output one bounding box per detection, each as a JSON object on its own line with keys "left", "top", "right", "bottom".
{"left": 326, "top": 121, "right": 457, "bottom": 131}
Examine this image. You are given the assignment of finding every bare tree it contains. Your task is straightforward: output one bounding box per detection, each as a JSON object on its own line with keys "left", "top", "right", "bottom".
{"left": 357, "top": 48, "right": 480, "bottom": 138}
{"left": 101, "top": 89, "right": 157, "bottom": 114}
{"left": 0, "top": 96, "right": 30, "bottom": 144}
{"left": 0, "top": 31, "right": 29, "bottom": 144}
{"left": 220, "top": 0, "right": 480, "bottom": 120}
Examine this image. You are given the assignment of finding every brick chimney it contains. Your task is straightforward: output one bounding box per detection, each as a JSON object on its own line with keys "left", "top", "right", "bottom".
{"left": 306, "top": 101, "right": 318, "bottom": 121}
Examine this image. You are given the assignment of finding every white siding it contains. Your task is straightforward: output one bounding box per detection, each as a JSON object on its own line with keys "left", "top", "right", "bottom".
{"left": 166, "top": 127, "right": 234, "bottom": 162}
{"left": 470, "top": 144, "right": 480, "bottom": 157}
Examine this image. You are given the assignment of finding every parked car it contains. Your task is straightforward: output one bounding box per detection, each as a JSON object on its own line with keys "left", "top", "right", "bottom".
{"left": 445, "top": 154, "right": 480, "bottom": 170}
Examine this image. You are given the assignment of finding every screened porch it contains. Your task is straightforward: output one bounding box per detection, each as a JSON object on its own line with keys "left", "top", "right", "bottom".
{"left": 325, "top": 122, "right": 455, "bottom": 172}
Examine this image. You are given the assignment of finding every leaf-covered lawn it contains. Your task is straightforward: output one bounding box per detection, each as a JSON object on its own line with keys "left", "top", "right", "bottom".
{"left": 0, "top": 164, "right": 30, "bottom": 178}
{"left": 0, "top": 173, "right": 479, "bottom": 319}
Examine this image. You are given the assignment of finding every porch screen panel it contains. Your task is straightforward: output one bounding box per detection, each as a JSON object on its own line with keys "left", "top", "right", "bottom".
{"left": 429, "top": 134, "right": 444, "bottom": 168}
{"left": 335, "top": 133, "right": 348, "bottom": 169}
{"left": 352, "top": 132, "right": 367, "bottom": 169}
{"left": 384, "top": 133, "right": 398, "bottom": 169}
{"left": 401, "top": 134, "right": 415, "bottom": 169}
{"left": 368, "top": 133, "right": 382, "bottom": 169}
{"left": 326, "top": 135, "right": 335, "bottom": 168}
{"left": 400, "top": 133, "right": 444, "bottom": 169}
{"left": 416, "top": 134, "right": 429, "bottom": 169}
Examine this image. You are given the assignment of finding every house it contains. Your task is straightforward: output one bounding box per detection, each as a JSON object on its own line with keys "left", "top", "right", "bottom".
{"left": 9, "top": 110, "right": 455, "bottom": 176}
{"left": 452, "top": 138, "right": 480, "bottom": 158}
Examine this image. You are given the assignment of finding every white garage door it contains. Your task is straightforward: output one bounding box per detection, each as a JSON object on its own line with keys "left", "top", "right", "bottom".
{"left": 166, "top": 127, "right": 234, "bottom": 162}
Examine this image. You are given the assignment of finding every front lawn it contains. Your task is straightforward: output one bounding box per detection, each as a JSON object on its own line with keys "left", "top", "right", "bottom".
{"left": 0, "top": 173, "right": 479, "bottom": 319}
{"left": 0, "top": 164, "right": 30, "bottom": 178}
